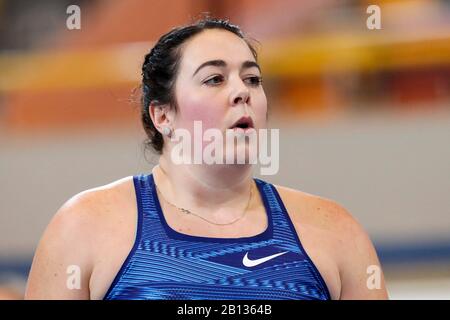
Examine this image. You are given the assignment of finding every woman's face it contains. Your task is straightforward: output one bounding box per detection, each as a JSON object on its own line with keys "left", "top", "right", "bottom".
{"left": 171, "top": 29, "right": 267, "bottom": 159}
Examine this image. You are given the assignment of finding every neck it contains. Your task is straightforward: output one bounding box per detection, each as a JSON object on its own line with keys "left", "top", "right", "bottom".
{"left": 152, "top": 154, "right": 255, "bottom": 221}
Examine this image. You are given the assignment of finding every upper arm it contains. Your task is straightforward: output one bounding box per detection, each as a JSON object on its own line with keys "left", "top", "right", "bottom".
{"left": 25, "top": 192, "right": 98, "bottom": 300}
{"left": 330, "top": 203, "right": 389, "bottom": 300}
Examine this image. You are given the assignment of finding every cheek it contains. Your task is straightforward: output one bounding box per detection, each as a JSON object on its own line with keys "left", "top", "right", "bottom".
{"left": 176, "top": 92, "right": 225, "bottom": 130}
{"left": 254, "top": 93, "right": 268, "bottom": 128}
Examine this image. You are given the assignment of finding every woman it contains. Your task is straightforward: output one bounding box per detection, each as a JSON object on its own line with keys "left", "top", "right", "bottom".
{"left": 25, "top": 18, "right": 388, "bottom": 300}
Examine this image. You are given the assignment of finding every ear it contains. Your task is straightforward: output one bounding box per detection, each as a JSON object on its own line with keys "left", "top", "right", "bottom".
{"left": 149, "top": 102, "right": 174, "bottom": 134}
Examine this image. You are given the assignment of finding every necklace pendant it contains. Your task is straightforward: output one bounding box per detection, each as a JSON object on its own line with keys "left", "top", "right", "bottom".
{"left": 180, "top": 208, "right": 191, "bottom": 214}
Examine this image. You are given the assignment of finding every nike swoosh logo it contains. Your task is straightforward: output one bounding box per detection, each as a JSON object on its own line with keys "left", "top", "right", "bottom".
{"left": 242, "top": 251, "right": 288, "bottom": 267}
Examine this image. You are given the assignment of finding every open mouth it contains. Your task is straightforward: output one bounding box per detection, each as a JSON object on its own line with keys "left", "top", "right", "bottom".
{"left": 229, "top": 116, "right": 254, "bottom": 131}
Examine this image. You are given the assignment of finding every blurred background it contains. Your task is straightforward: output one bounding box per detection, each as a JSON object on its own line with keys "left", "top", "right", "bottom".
{"left": 0, "top": 0, "right": 449, "bottom": 299}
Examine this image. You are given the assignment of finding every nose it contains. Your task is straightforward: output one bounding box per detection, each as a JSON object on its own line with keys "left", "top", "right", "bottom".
{"left": 229, "top": 80, "right": 250, "bottom": 106}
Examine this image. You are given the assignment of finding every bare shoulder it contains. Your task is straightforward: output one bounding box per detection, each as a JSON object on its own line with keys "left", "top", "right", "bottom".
{"left": 25, "top": 176, "right": 135, "bottom": 299}
{"left": 273, "top": 184, "right": 388, "bottom": 299}
{"left": 273, "top": 184, "right": 352, "bottom": 230}
{"left": 45, "top": 175, "right": 136, "bottom": 244}
{"left": 66, "top": 175, "right": 135, "bottom": 214}
{"left": 274, "top": 184, "right": 370, "bottom": 242}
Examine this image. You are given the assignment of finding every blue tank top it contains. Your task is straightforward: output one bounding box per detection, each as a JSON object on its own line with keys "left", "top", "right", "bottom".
{"left": 104, "top": 173, "right": 331, "bottom": 300}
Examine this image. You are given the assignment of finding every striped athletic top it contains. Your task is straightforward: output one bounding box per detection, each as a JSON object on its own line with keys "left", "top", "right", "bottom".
{"left": 103, "top": 173, "right": 331, "bottom": 300}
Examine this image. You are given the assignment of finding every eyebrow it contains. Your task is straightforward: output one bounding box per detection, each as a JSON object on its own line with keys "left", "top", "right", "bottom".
{"left": 192, "top": 59, "right": 261, "bottom": 77}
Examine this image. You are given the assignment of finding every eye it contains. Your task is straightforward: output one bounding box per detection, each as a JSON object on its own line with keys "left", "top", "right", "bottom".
{"left": 204, "top": 75, "right": 224, "bottom": 86}
{"left": 245, "top": 76, "right": 263, "bottom": 86}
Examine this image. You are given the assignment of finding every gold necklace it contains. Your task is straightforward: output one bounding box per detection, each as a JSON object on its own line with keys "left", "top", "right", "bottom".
{"left": 155, "top": 183, "right": 253, "bottom": 226}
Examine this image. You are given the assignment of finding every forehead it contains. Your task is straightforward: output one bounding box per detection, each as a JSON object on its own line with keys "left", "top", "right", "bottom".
{"left": 178, "top": 29, "right": 256, "bottom": 72}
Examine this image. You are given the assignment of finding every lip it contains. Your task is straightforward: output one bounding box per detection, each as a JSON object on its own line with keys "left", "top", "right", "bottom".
{"left": 228, "top": 116, "right": 255, "bottom": 130}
